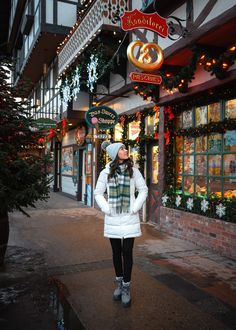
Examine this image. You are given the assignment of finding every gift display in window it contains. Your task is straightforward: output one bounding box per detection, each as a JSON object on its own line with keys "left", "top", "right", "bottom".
{"left": 196, "top": 136, "right": 207, "bottom": 152}
{"left": 208, "top": 177, "right": 222, "bottom": 197}
{"left": 224, "top": 154, "right": 236, "bottom": 176}
{"left": 208, "top": 133, "right": 222, "bottom": 153}
{"left": 184, "top": 155, "right": 194, "bottom": 174}
{"left": 196, "top": 155, "right": 207, "bottom": 175}
{"left": 209, "top": 154, "right": 221, "bottom": 176}
{"left": 175, "top": 175, "right": 182, "bottom": 190}
{"left": 184, "top": 176, "right": 194, "bottom": 193}
{"left": 182, "top": 110, "right": 192, "bottom": 128}
{"left": 129, "top": 146, "right": 139, "bottom": 168}
{"left": 114, "top": 123, "right": 123, "bottom": 141}
{"left": 195, "top": 176, "right": 207, "bottom": 195}
{"left": 61, "top": 146, "right": 73, "bottom": 175}
{"left": 224, "top": 179, "right": 236, "bottom": 198}
{"left": 184, "top": 137, "right": 194, "bottom": 153}
{"left": 196, "top": 106, "right": 207, "bottom": 126}
{"left": 208, "top": 102, "right": 220, "bottom": 122}
{"left": 152, "top": 146, "right": 159, "bottom": 184}
{"left": 146, "top": 115, "right": 158, "bottom": 135}
{"left": 224, "top": 130, "right": 236, "bottom": 152}
{"left": 175, "top": 113, "right": 182, "bottom": 128}
{"left": 175, "top": 136, "right": 183, "bottom": 154}
{"left": 128, "top": 121, "right": 141, "bottom": 140}
{"left": 225, "top": 99, "right": 236, "bottom": 119}
{"left": 176, "top": 156, "right": 182, "bottom": 174}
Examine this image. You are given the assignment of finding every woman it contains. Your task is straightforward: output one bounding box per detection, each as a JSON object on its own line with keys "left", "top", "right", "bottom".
{"left": 94, "top": 141, "right": 148, "bottom": 307}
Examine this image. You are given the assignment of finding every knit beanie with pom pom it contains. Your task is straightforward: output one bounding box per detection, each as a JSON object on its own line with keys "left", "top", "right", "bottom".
{"left": 101, "top": 141, "right": 124, "bottom": 161}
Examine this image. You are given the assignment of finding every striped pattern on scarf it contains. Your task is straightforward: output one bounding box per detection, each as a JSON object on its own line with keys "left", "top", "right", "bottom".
{"left": 108, "top": 164, "right": 130, "bottom": 214}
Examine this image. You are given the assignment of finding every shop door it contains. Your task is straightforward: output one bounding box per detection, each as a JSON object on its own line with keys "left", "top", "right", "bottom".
{"left": 77, "top": 148, "right": 86, "bottom": 201}
{"left": 147, "top": 143, "right": 159, "bottom": 222}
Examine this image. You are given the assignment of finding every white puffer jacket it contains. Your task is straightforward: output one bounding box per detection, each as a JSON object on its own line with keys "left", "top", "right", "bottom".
{"left": 94, "top": 163, "right": 148, "bottom": 238}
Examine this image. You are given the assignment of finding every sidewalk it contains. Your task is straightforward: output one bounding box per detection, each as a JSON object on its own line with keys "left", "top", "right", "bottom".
{"left": 2, "top": 192, "right": 236, "bottom": 329}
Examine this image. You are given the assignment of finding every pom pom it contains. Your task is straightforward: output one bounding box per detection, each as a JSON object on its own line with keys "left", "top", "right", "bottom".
{"left": 101, "top": 141, "right": 111, "bottom": 151}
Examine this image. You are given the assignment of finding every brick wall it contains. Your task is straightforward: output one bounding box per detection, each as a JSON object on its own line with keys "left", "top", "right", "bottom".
{"left": 159, "top": 207, "right": 236, "bottom": 260}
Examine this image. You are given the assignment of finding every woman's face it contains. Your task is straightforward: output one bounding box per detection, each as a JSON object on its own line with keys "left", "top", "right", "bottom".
{"left": 118, "top": 145, "right": 128, "bottom": 161}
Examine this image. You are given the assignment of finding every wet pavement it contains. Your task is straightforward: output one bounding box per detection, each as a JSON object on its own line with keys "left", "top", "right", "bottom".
{"left": 0, "top": 192, "right": 236, "bottom": 329}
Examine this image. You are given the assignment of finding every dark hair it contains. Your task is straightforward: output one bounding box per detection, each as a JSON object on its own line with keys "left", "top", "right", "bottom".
{"left": 108, "top": 157, "right": 133, "bottom": 180}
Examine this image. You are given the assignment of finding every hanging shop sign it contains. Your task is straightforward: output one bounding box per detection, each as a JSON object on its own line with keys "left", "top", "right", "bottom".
{"left": 85, "top": 106, "right": 118, "bottom": 130}
{"left": 129, "top": 71, "right": 162, "bottom": 84}
{"left": 34, "top": 118, "right": 57, "bottom": 130}
{"left": 121, "top": 9, "right": 169, "bottom": 38}
{"left": 75, "top": 126, "right": 86, "bottom": 146}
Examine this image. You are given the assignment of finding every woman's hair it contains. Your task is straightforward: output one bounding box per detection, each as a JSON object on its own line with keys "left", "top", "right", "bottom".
{"left": 108, "top": 157, "right": 134, "bottom": 180}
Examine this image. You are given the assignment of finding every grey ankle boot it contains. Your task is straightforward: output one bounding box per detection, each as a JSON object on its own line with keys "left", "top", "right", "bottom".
{"left": 113, "top": 277, "right": 123, "bottom": 301}
{"left": 121, "top": 281, "right": 131, "bottom": 307}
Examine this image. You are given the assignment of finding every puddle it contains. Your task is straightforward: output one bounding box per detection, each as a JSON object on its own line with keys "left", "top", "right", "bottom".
{"left": 49, "top": 277, "right": 85, "bottom": 330}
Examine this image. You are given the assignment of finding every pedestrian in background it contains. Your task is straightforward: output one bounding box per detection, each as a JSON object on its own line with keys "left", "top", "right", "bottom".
{"left": 94, "top": 141, "right": 148, "bottom": 307}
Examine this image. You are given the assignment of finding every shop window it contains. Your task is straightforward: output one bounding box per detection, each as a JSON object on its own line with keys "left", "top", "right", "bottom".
{"left": 114, "top": 123, "right": 123, "bottom": 141}
{"left": 182, "top": 110, "right": 192, "bottom": 128}
{"left": 196, "top": 106, "right": 207, "bottom": 126}
{"left": 196, "top": 136, "right": 207, "bottom": 153}
{"left": 152, "top": 146, "right": 159, "bottom": 184}
{"left": 146, "top": 115, "right": 158, "bottom": 135}
{"left": 128, "top": 121, "right": 140, "bottom": 140}
{"left": 225, "top": 99, "right": 236, "bottom": 119}
{"left": 174, "top": 99, "right": 236, "bottom": 198}
{"left": 175, "top": 136, "right": 183, "bottom": 153}
{"left": 61, "top": 146, "right": 73, "bottom": 175}
{"left": 129, "top": 146, "right": 139, "bottom": 168}
{"left": 208, "top": 102, "right": 220, "bottom": 122}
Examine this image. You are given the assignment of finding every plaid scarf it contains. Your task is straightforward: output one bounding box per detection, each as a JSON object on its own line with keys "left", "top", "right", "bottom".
{"left": 108, "top": 164, "right": 130, "bottom": 214}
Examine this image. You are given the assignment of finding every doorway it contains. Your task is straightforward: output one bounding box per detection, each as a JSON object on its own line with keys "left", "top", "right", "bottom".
{"left": 147, "top": 142, "right": 159, "bottom": 222}
{"left": 76, "top": 148, "right": 86, "bottom": 202}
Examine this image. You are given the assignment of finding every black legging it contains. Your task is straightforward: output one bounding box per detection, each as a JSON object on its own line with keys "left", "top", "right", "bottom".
{"left": 109, "top": 238, "right": 134, "bottom": 283}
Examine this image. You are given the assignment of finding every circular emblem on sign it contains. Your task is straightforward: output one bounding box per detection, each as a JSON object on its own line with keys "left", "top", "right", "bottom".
{"left": 85, "top": 106, "right": 118, "bottom": 130}
{"left": 127, "top": 40, "right": 164, "bottom": 72}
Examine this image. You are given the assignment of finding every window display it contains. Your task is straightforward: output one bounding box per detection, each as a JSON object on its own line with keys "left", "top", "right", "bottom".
{"left": 182, "top": 110, "right": 192, "bottom": 128}
{"left": 208, "top": 177, "right": 222, "bottom": 197}
{"left": 208, "top": 102, "right": 220, "bottom": 122}
{"left": 196, "top": 106, "right": 207, "bottom": 126}
{"left": 195, "top": 176, "right": 207, "bottom": 195}
{"left": 209, "top": 154, "right": 221, "bottom": 175}
{"left": 129, "top": 146, "right": 139, "bottom": 168}
{"left": 61, "top": 147, "right": 73, "bottom": 175}
{"left": 196, "top": 136, "right": 207, "bottom": 152}
{"left": 176, "top": 156, "right": 182, "bottom": 174}
{"left": 184, "top": 137, "right": 194, "bottom": 153}
{"left": 184, "top": 155, "right": 194, "bottom": 174}
{"left": 152, "top": 146, "right": 159, "bottom": 184}
{"left": 114, "top": 123, "right": 123, "bottom": 141}
{"left": 146, "top": 115, "right": 158, "bottom": 135}
{"left": 224, "top": 130, "right": 236, "bottom": 152}
{"left": 225, "top": 99, "right": 236, "bottom": 119}
{"left": 208, "top": 134, "right": 222, "bottom": 153}
{"left": 175, "top": 113, "right": 182, "bottom": 128}
{"left": 196, "top": 155, "right": 207, "bottom": 175}
{"left": 128, "top": 121, "right": 140, "bottom": 140}
{"left": 175, "top": 136, "right": 183, "bottom": 153}
{"left": 184, "top": 176, "right": 194, "bottom": 193}
{"left": 174, "top": 99, "right": 236, "bottom": 198}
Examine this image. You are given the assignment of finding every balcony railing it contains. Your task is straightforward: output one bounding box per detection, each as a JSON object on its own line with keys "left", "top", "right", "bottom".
{"left": 58, "top": 0, "right": 128, "bottom": 75}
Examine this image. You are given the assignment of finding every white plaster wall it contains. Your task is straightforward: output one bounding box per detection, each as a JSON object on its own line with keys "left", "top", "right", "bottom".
{"left": 194, "top": 0, "right": 236, "bottom": 26}
{"left": 61, "top": 176, "right": 77, "bottom": 196}
{"left": 106, "top": 92, "right": 153, "bottom": 115}
{"left": 62, "top": 129, "right": 76, "bottom": 147}
{"left": 73, "top": 91, "right": 89, "bottom": 111}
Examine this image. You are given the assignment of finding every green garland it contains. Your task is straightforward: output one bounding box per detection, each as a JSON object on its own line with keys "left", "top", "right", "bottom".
{"left": 134, "top": 44, "right": 236, "bottom": 101}
{"left": 175, "top": 118, "right": 236, "bottom": 137}
{"left": 162, "top": 189, "right": 236, "bottom": 223}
